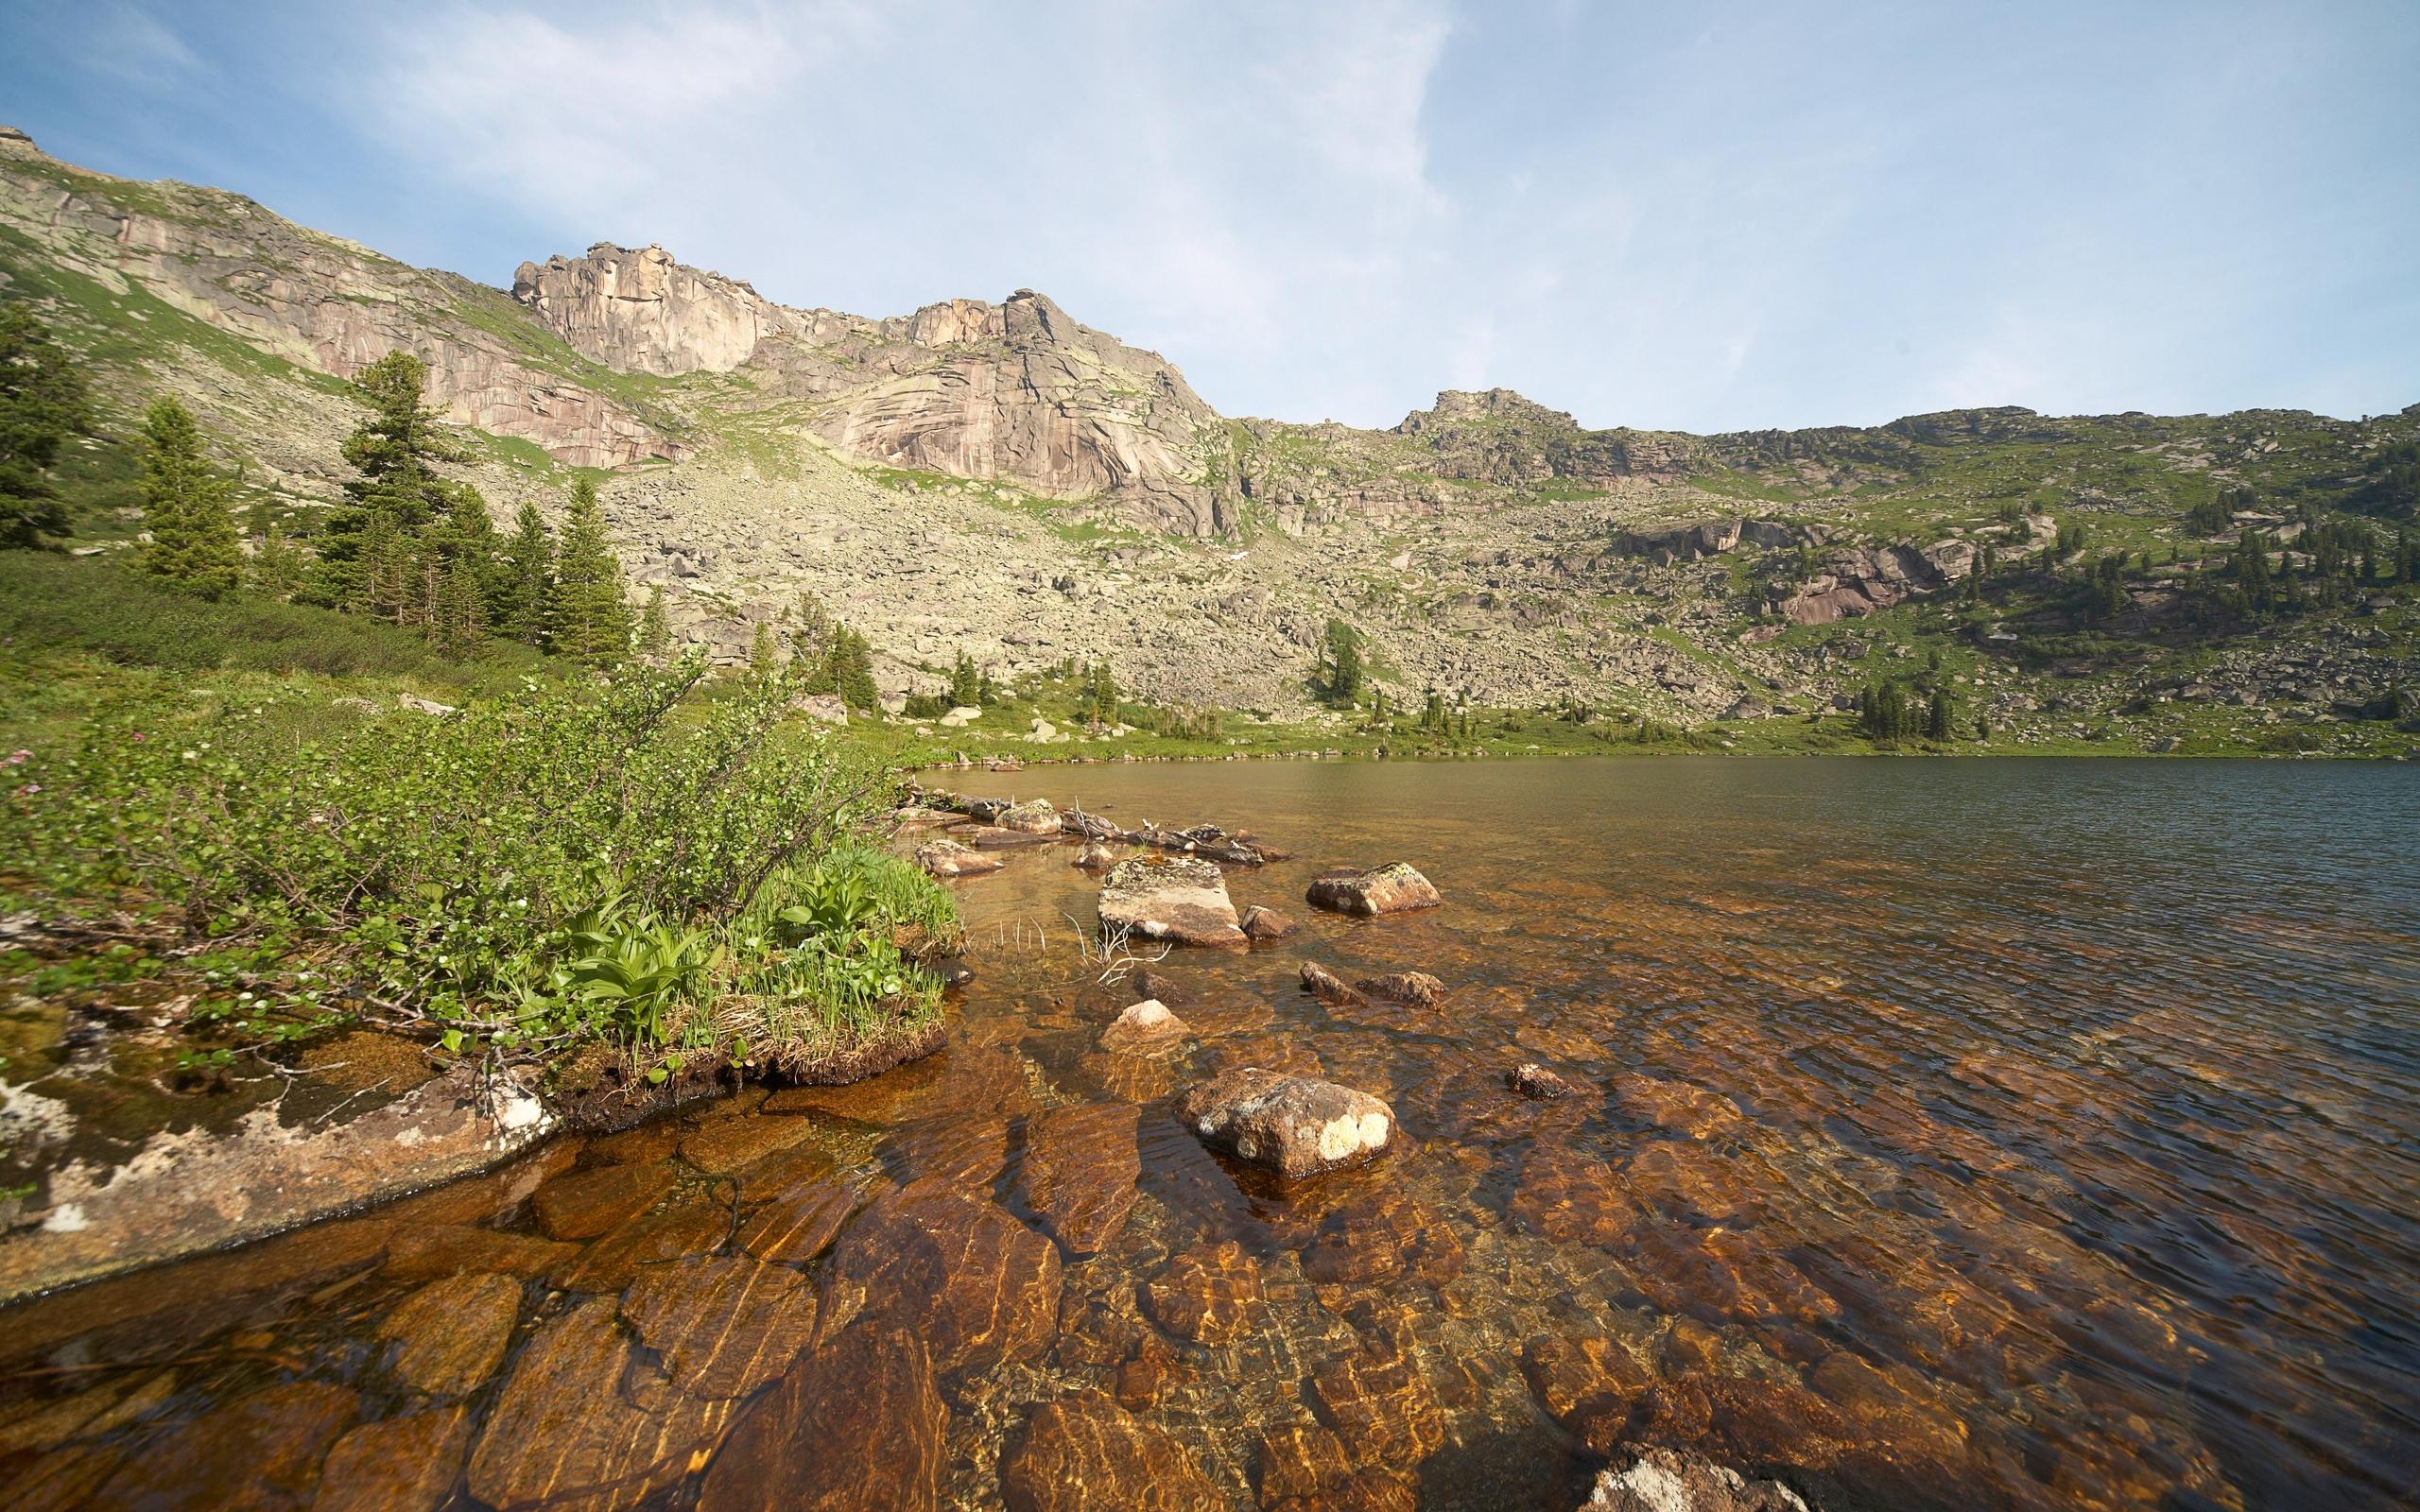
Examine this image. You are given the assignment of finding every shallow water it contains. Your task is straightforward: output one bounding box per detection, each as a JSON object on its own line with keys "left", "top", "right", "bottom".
{"left": 2, "top": 756, "right": 2415, "bottom": 1510}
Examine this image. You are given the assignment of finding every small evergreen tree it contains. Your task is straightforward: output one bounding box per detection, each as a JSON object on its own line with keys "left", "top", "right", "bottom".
{"left": 495, "top": 498, "right": 554, "bottom": 647}
{"left": 549, "top": 475, "right": 633, "bottom": 667}
{"left": 1089, "top": 661, "right": 1118, "bottom": 727}
{"left": 0, "top": 304, "right": 92, "bottom": 550}
{"left": 749, "top": 618, "right": 779, "bottom": 675}
{"left": 1926, "top": 685, "right": 1954, "bottom": 741}
{"left": 947, "top": 649, "right": 982, "bottom": 708}
{"left": 138, "top": 396, "right": 242, "bottom": 597}
{"left": 636, "top": 587, "right": 670, "bottom": 663}
{"left": 250, "top": 519, "right": 305, "bottom": 600}
{"left": 1322, "top": 619, "right": 1364, "bottom": 704}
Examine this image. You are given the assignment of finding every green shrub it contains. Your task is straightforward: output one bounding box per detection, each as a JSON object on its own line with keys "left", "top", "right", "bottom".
{"left": 2, "top": 656, "right": 953, "bottom": 1064}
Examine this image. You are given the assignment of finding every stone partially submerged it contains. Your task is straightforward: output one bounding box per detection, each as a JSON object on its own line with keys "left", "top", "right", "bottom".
{"left": 1305, "top": 863, "right": 1441, "bottom": 918}
{"left": 1579, "top": 1447, "right": 1813, "bottom": 1511}
{"left": 1178, "top": 1068, "right": 1394, "bottom": 1178}
{"left": 996, "top": 799, "right": 1063, "bottom": 834}
{"left": 917, "top": 837, "right": 1007, "bottom": 878}
{"left": 1098, "top": 856, "right": 1246, "bottom": 948}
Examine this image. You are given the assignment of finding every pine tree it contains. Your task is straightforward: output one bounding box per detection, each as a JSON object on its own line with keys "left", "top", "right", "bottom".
{"left": 549, "top": 475, "right": 633, "bottom": 667}
{"left": 749, "top": 619, "right": 779, "bottom": 675}
{"left": 830, "top": 627, "right": 879, "bottom": 711}
{"left": 317, "top": 352, "right": 457, "bottom": 612}
{"left": 1089, "top": 661, "right": 1118, "bottom": 727}
{"left": 433, "top": 561, "right": 486, "bottom": 659}
{"left": 1926, "top": 686, "right": 1953, "bottom": 741}
{"left": 0, "top": 304, "right": 92, "bottom": 551}
{"left": 948, "top": 650, "right": 982, "bottom": 709}
{"left": 250, "top": 519, "right": 305, "bottom": 600}
{"left": 138, "top": 396, "right": 242, "bottom": 597}
{"left": 1323, "top": 619, "right": 1364, "bottom": 705}
{"left": 636, "top": 587, "right": 670, "bottom": 663}
{"left": 495, "top": 498, "right": 554, "bottom": 647}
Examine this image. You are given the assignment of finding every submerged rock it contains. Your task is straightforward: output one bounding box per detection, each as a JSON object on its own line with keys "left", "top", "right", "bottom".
{"left": 1178, "top": 1067, "right": 1394, "bottom": 1177}
{"left": 1076, "top": 841, "right": 1117, "bottom": 868}
{"left": 999, "top": 1393, "right": 1223, "bottom": 1512}
{"left": 698, "top": 1325, "right": 946, "bottom": 1512}
{"left": 467, "top": 1297, "right": 733, "bottom": 1512}
{"left": 377, "top": 1271, "right": 522, "bottom": 1396}
{"left": 1357, "top": 971, "right": 1444, "bottom": 1005}
{"left": 1511, "top": 1062, "right": 1574, "bottom": 1100}
{"left": 1098, "top": 856, "right": 1247, "bottom": 948}
{"left": 619, "top": 1252, "right": 819, "bottom": 1400}
{"left": 1144, "top": 1239, "right": 1269, "bottom": 1345}
{"left": 315, "top": 1406, "right": 472, "bottom": 1512}
{"left": 1305, "top": 863, "right": 1441, "bottom": 918}
{"left": 1014, "top": 1103, "right": 1142, "bottom": 1257}
{"left": 820, "top": 1175, "right": 1062, "bottom": 1374}
{"left": 1579, "top": 1446, "right": 1813, "bottom": 1511}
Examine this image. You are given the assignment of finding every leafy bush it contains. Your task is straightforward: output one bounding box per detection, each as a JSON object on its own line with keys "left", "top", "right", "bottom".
{"left": 3, "top": 656, "right": 955, "bottom": 1066}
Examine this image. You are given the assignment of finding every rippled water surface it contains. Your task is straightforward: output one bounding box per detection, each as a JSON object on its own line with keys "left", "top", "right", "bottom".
{"left": 4, "top": 757, "right": 2416, "bottom": 1510}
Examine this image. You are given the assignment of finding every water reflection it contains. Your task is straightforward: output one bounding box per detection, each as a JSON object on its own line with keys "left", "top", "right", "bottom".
{"left": 1, "top": 757, "right": 2413, "bottom": 1511}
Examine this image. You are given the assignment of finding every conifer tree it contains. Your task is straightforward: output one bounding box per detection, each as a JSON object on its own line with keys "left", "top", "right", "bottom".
{"left": 0, "top": 304, "right": 90, "bottom": 551}
{"left": 749, "top": 619, "right": 779, "bottom": 675}
{"left": 549, "top": 475, "right": 633, "bottom": 667}
{"left": 317, "top": 352, "right": 457, "bottom": 612}
{"left": 1927, "top": 685, "right": 1954, "bottom": 741}
{"left": 636, "top": 587, "right": 670, "bottom": 664}
{"left": 250, "top": 519, "right": 304, "bottom": 600}
{"left": 138, "top": 396, "right": 242, "bottom": 597}
{"left": 495, "top": 498, "right": 554, "bottom": 647}
{"left": 948, "top": 649, "right": 982, "bottom": 708}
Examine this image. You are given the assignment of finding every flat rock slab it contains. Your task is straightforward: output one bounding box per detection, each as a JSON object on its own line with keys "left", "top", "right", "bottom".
{"left": 532, "top": 1161, "right": 676, "bottom": 1240}
{"left": 1178, "top": 1067, "right": 1395, "bottom": 1178}
{"left": 1305, "top": 862, "right": 1441, "bottom": 918}
{"left": 467, "top": 1296, "right": 734, "bottom": 1512}
{"left": 316, "top": 1406, "right": 472, "bottom": 1512}
{"left": 0, "top": 1063, "right": 551, "bottom": 1304}
{"left": 697, "top": 1325, "right": 946, "bottom": 1512}
{"left": 621, "top": 1253, "right": 819, "bottom": 1400}
{"left": 996, "top": 799, "right": 1064, "bottom": 834}
{"left": 1098, "top": 856, "right": 1246, "bottom": 948}
{"left": 378, "top": 1271, "right": 523, "bottom": 1396}
{"left": 1014, "top": 1103, "right": 1142, "bottom": 1257}
{"left": 999, "top": 1393, "right": 1223, "bottom": 1512}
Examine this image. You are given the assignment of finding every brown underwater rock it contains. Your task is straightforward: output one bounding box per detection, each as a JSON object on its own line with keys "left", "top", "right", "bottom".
{"left": 999, "top": 1393, "right": 1223, "bottom": 1512}
{"left": 377, "top": 1271, "right": 522, "bottom": 1396}
{"left": 820, "top": 1175, "right": 1062, "bottom": 1374}
{"left": 1143, "top": 1239, "right": 1269, "bottom": 1346}
{"left": 620, "top": 1252, "right": 819, "bottom": 1400}
{"left": 697, "top": 1325, "right": 948, "bottom": 1512}
{"left": 1015, "top": 1102, "right": 1143, "bottom": 1257}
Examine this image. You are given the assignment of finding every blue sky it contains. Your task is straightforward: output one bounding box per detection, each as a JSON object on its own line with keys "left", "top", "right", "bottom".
{"left": 3, "top": 0, "right": 2415, "bottom": 433}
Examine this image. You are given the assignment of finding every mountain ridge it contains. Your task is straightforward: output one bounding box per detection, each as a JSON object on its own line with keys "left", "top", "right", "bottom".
{"left": 3, "top": 125, "right": 2413, "bottom": 752}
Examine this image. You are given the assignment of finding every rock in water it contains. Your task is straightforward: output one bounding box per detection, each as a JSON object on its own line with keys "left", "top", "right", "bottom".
{"left": 1098, "top": 856, "right": 1247, "bottom": 948}
{"left": 917, "top": 838, "right": 1007, "bottom": 878}
{"left": 1305, "top": 863, "right": 1441, "bottom": 918}
{"left": 1579, "top": 1447, "right": 1813, "bottom": 1511}
{"left": 1178, "top": 1068, "right": 1394, "bottom": 1177}
{"left": 1014, "top": 1103, "right": 1142, "bottom": 1257}
{"left": 1239, "top": 904, "right": 1296, "bottom": 941}
{"left": 998, "top": 1393, "right": 1223, "bottom": 1512}
{"left": 1100, "top": 999, "right": 1190, "bottom": 1051}
{"left": 1075, "top": 841, "right": 1116, "bottom": 868}
{"left": 697, "top": 1325, "right": 947, "bottom": 1512}
{"left": 997, "top": 799, "right": 1063, "bottom": 834}
{"left": 1511, "top": 1062, "right": 1574, "bottom": 1100}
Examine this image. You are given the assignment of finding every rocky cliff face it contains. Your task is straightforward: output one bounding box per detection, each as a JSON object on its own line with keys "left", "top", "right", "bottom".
{"left": 1392, "top": 388, "right": 1712, "bottom": 486}
{"left": 511, "top": 242, "right": 807, "bottom": 376}
{"left": 0, "top": 131, "right": 677, "bottom": 469}
{"left": 511, "top": 243, "right": 1238, "bottom": 533}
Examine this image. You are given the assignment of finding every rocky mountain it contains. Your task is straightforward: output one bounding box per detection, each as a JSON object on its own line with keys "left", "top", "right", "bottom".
{"left": 3, "top": 127, "right": 2413, "bottom": 747}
